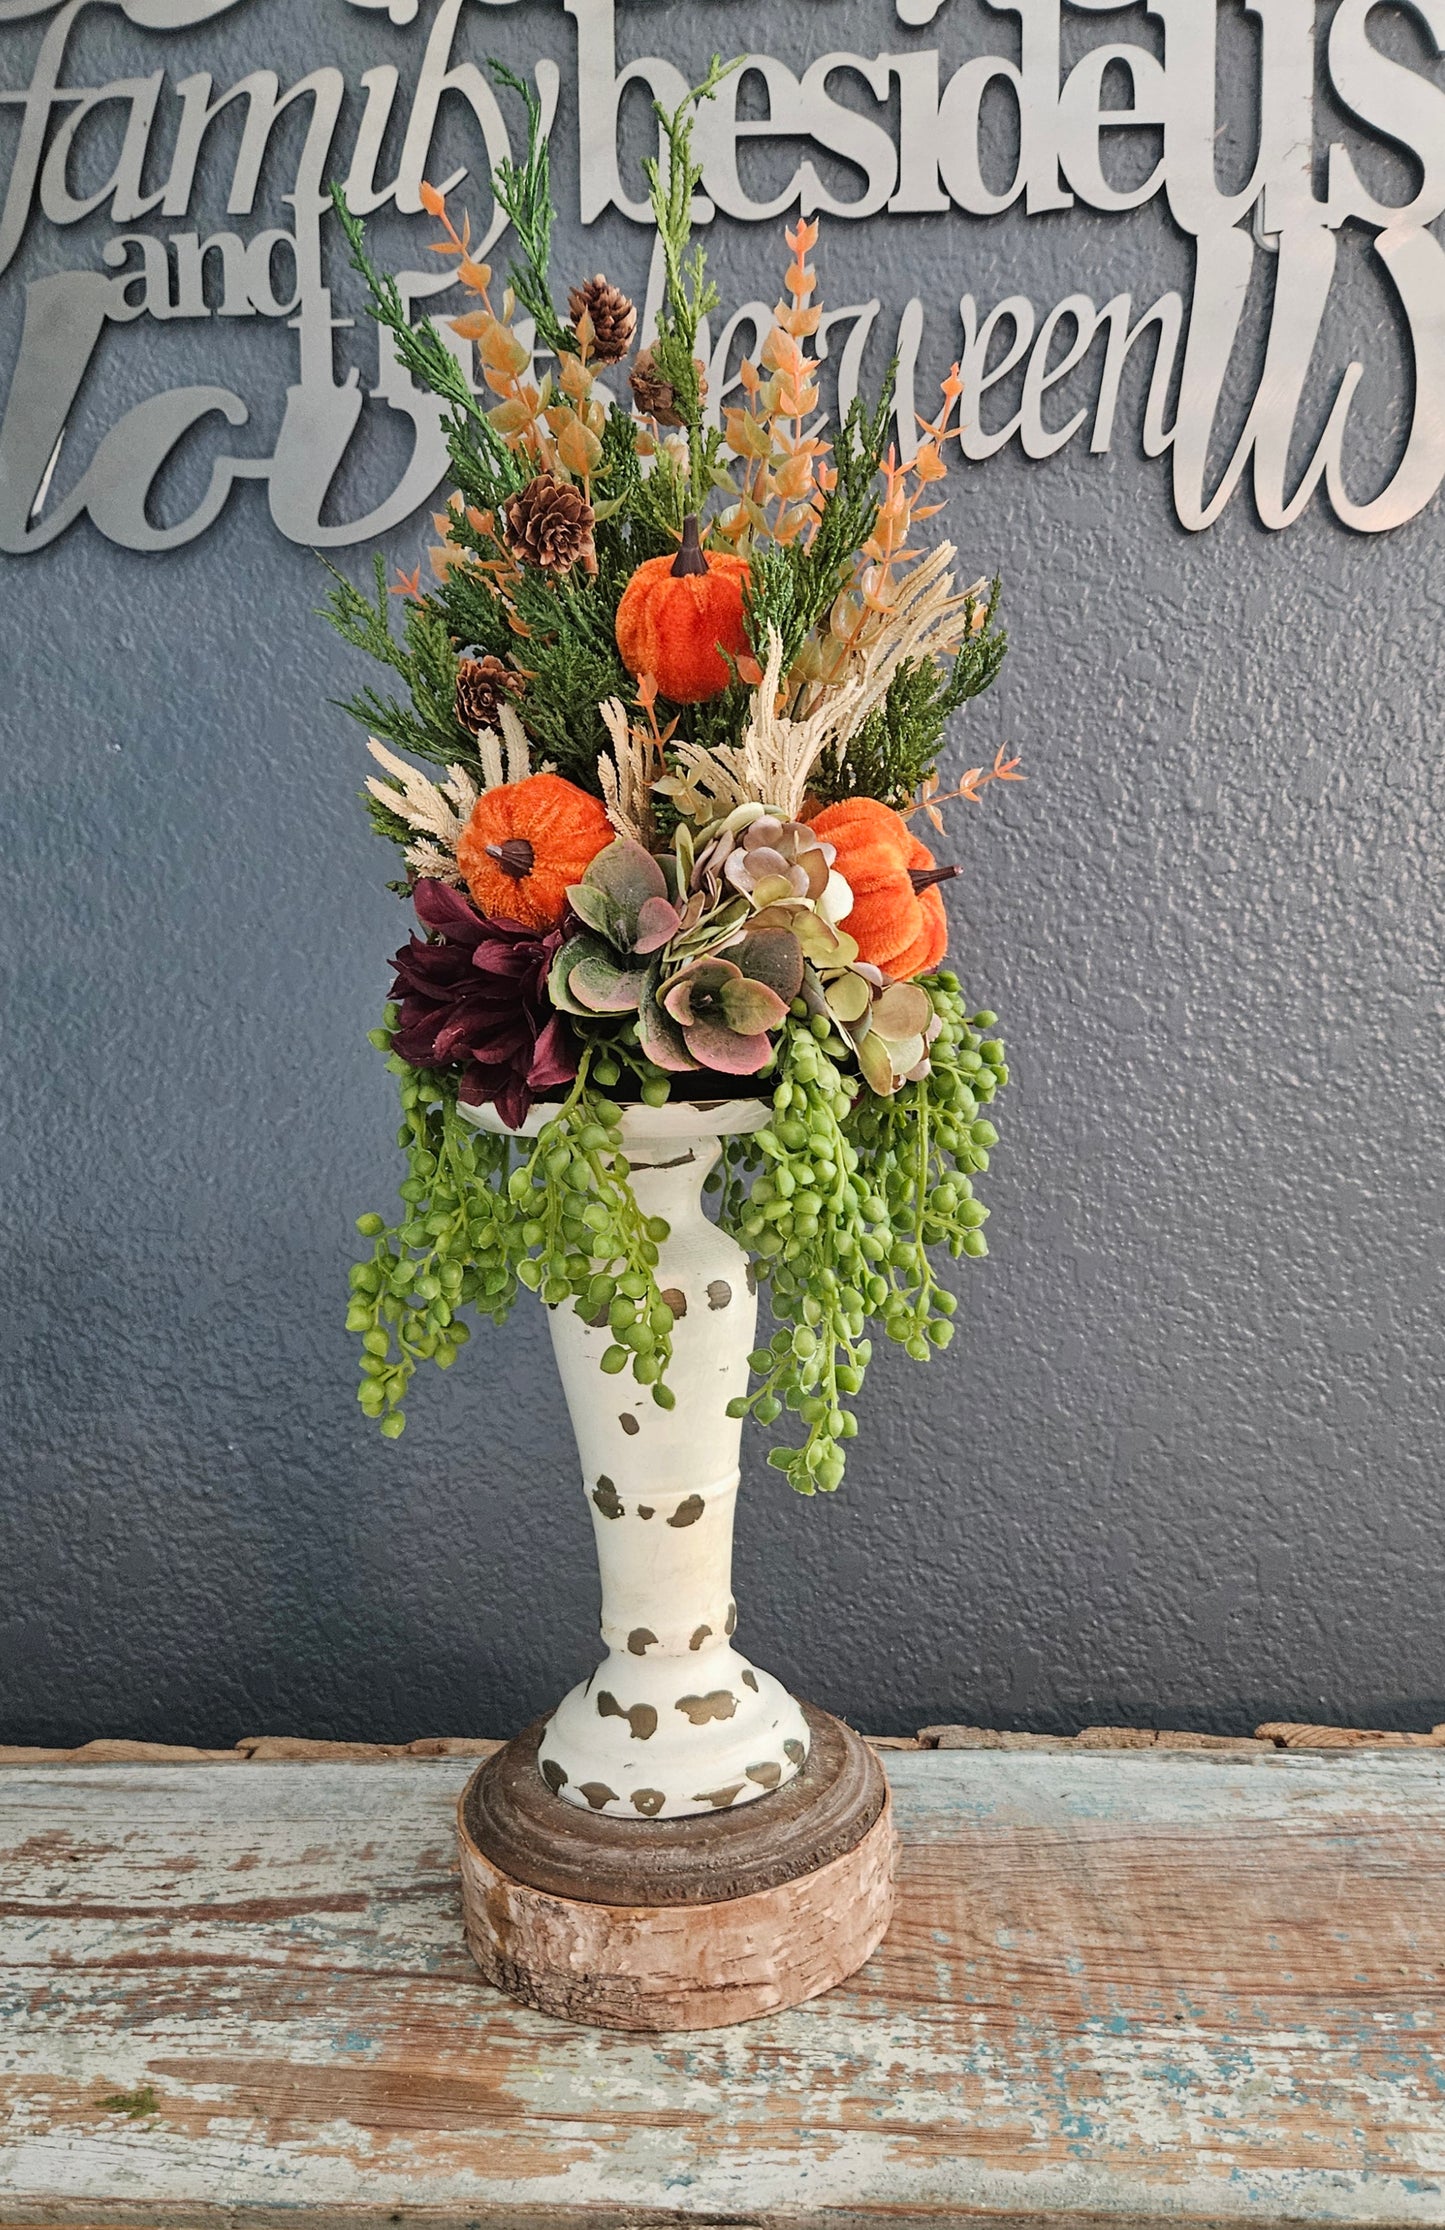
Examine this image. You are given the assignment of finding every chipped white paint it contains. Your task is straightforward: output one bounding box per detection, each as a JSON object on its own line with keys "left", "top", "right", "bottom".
{"left": 465, "top": 1100, "right": 810, "bottom": 1818}
{"left": 2, "top": 1751, "right": 1444, "bottom": 2225}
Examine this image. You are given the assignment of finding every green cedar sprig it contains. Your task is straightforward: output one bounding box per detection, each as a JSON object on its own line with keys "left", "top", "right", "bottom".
{"left": 485, "top": 60, "right": 572, "bottom": 360}
{"left": 743, "top": 385, "right": 896, "bottom": 675}
{"left": 329, "top": 183, "right": 524, "bottom": 498}
{"left": 322, "top": 554, "right": 479, "bottom": 775}
{"left": 643, "top": 58, "right": 738, "bottom": 507}
{"left": 590, "top": 395, "right": 680, "bottom": 569}
{"left": 810, "top": 582, "right": 1008, "bottom": 809}
{"left": 439, "top": 554, "right": 634, "bottom": 795}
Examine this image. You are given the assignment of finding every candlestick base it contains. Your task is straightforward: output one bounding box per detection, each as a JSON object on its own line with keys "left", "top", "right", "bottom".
{"left": 457, "top": 1702, "right": 896, "bottom": 2031}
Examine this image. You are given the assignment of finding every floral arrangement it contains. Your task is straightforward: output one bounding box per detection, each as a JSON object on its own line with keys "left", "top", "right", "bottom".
{"left": 330, "top": 63, "right": 1020, "bottom": 1496}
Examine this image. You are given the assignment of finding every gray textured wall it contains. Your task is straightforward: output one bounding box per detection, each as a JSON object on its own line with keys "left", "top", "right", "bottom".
{"left": 2, "top": 0, "right": 1441, "bottom": 1747}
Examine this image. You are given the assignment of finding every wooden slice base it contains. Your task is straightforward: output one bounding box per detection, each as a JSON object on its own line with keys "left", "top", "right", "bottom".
{"left": 457, "top": 1701, "right": 896, "bottom": 2031}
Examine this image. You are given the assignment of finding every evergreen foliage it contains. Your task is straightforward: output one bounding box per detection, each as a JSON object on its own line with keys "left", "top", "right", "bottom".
{"left": 322, "top": 64, "right": 1006, "bottom": 832}
{"left": 325, "top": 555, "right": 482, "bottom": 774}
{"left": 812, "top": 583, "right": 1008, "bottom": 809}
{"left": 485, "top": 60, "right": 572, "bottom": 359}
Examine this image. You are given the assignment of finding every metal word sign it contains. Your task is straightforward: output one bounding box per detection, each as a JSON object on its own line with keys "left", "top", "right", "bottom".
{"left": 0, "top": 0, "right": 1440, "bottom": 551}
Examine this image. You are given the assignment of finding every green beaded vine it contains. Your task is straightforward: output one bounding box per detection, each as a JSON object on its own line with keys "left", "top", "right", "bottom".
{"left": 346, "top": 972, "right": 1007, "bottom": 1489}
{"left": 718, "top": 971, "right": 1005, "bottom": 1492}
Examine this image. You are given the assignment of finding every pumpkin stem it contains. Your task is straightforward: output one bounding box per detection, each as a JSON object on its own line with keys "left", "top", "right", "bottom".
{"left": 485, "top": 837, "right": 535, "bottom": 881}
{"left": 670, "top": 513, "right": 710, "bottom": 577}
{"left": 909, "top": 863, "right": 961, "bottom": 894}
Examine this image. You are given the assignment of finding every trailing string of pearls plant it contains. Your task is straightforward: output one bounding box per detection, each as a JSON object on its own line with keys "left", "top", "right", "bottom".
{"left": 332, "top": 59, "right": 1020, "bottom": 1499}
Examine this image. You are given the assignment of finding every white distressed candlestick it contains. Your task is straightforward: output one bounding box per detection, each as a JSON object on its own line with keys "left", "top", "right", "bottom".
{"left": 467, "top": 1098, "right": 811, "bottom": 1819}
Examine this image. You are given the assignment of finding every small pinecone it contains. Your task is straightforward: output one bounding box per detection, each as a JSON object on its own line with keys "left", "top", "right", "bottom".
{"left": 454, "top": 654, "right": 522, "bottom": 736}
{"left": 627, "top": 346, "right": 707, "bottom": 429}
{"left": 567, "top": 274, "right": 637, "bottom": 365}
{"left": 502, "top": 471, "right": 596, "bottom": 573}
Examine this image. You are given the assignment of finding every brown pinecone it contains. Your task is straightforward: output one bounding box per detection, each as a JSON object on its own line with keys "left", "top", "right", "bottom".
{"left": 627, "top": 346, "right": 707, "bottom": 428}
{"left": 454, "top": 654, "right": 522, "bottom": 736}
{"left": 502, "top": 472, "right": 596, "bottom": 573}
{"left": 567, "top": 274, "right": 637, "bottom": 366}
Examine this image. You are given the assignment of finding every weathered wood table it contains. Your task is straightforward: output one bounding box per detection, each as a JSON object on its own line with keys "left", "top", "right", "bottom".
{"left": 1, "top": 1746, "right": 1442, "bottom": 2226}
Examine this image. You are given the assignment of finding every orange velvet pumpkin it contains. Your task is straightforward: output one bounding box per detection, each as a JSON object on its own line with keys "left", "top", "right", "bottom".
{"left": 615, "top": 515, "right": 751, "bottom": 704}
{"left": 807, "top": 798, "right": 957, "bottom": 980}
{"left": 456, "top": 773, "right": 614, "bottom": 932}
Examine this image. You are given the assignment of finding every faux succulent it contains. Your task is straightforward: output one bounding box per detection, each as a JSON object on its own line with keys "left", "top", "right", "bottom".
{"left": 852, "top": 978, "right": 940, "bottom": 1095}
{"left": 694, "top": 809, "right": 840, "bottom": 911}
{"left": 548, "top": 840, "right": 682, "bottom": 1018}
{"left": 646, "top": 925, "right": 804, "bottom": 1074}
{"left": 568, "top": 838, "right": 683, "bottom": 953}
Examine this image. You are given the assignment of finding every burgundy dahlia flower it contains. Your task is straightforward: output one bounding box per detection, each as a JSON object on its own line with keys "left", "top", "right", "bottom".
{"left": 389, "top": 880, "right": 578, "bottom": 1129}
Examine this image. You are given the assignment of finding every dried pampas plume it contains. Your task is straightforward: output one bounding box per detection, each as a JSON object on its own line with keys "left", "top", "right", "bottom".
{"left": 654, "top": 623, "right": 870, "bottom": 826}
{"left": 365, "top": 739, "right": 479, "bottom": 886}
{"left": 475, "top": 702, "right": 533, "bottom": 793}
{"left": 652, "top": 546, "right": 983, "bottom": 828}
{"left": 657, "top": 629, "right": 867, "bottom": 826}
{"left": 819, "top": 542, "right": 984, "bottom": 728}
{"left": 597, "top": 697, "right": 661, "bottom": 847}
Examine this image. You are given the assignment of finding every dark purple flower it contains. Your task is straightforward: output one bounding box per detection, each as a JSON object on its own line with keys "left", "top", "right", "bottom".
{"left": 390, "top": 880, "right": 578, "bottom": 1129}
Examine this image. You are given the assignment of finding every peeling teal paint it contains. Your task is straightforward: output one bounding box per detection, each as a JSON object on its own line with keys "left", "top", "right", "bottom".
{"left": 3, "top": 1754, "right": 1445, "bottom": 2223}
